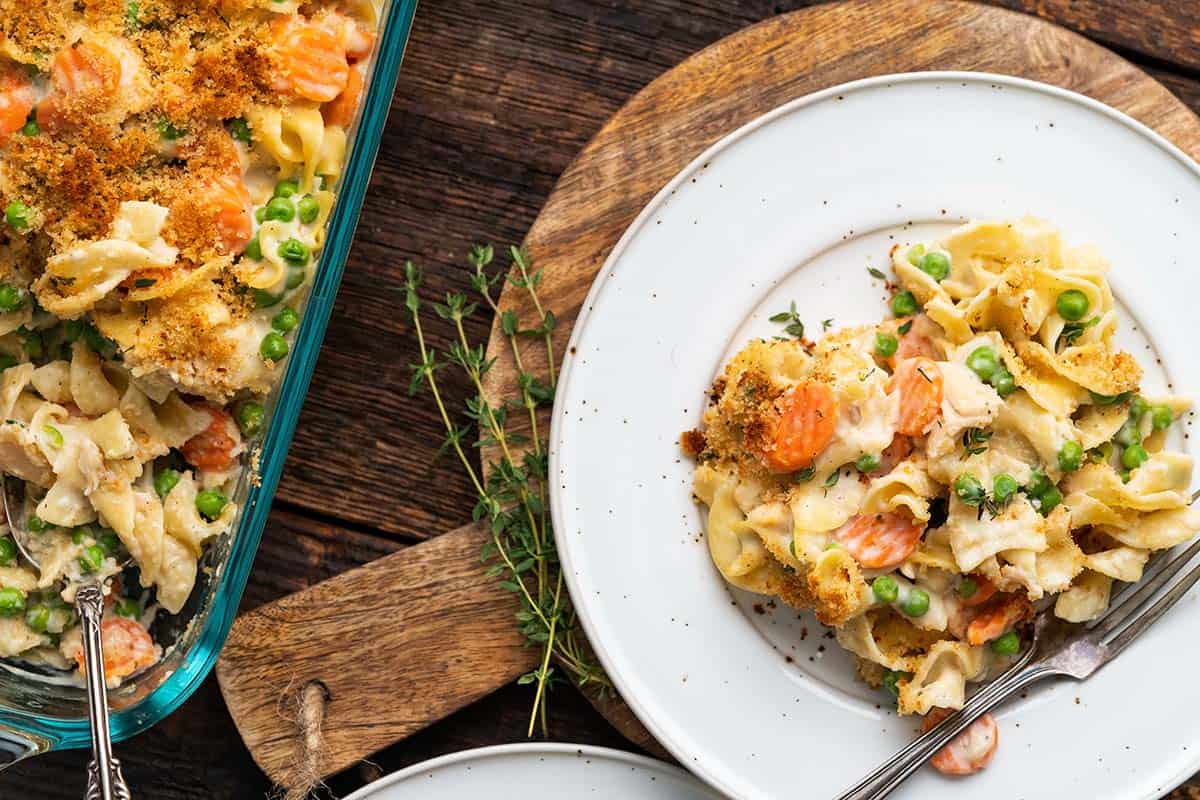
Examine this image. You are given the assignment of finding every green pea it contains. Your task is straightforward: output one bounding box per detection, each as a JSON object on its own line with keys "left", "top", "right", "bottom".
{"left": 196, "top": 489, "right": 227, "bottom": 520}
{"left": 244, "top": 235, "right": 263, "bottom": 261}
{"left": 21, "top": 117, "right": 39, "bottom": 137}
{"left": 97, "top": 531, "right": 121, "bottom": 557}
{"left": 872, "top": 575, "right": 899, "bottom": 604}
{"left": 902, "top": 587, "right": 930, "bottom": 617}
{"left": 154, "top": 468, "right": 180, "bottom": 499}
{"left": 0, "top": 587, "right": 26, "bottom": 617}
{"left": 236, "top": 402, "right": 265, "bottom": 437}
{"left": 855, "top": 452, "right": 881, "bottom": 473}
{"left": 5, "top": 201, "right": 30, "bottom": 231}
{"left": 25, "top": 603, "right": 49, "bottom": 632}
{"left": 286, "top": 267, "right": 306, "bottom": 290}
{"left": 990, "top": 630, "right": 1021, "bottom": 656}
{"left": 78, "top": 544, "right": 105, "bottom": 574}
{"left": 271, "top": 307, "right": 299, "bottom": 333}
{"left": 918, "top": 251, "right": 951, "bottom": 282}
{"left": 0, "top": 354, "right": 15, "bottom": 372}
{"left": 70, "top": 527, "right": 88, "bottom": 545}
{"left": 63, "top": 319, "right": 84, "bottom": 342}
{"left": 1151, "top": 405, "right": 1174, "bottom": 431}
{"left": 228, "top": 117, "right": 252, "bottom": 145}
{"left": 0, "top": 538, "right": 15, "bottom": 566}
{"left": 956, "top": 577, "right": 978, "bottom": 600}
{"left": 1114, "top": 417, "right": 1142, "bottom": 448}
{"left": 273, "top": 179, "right": 299, "bottom": 199}
{"left": 264, "top": 196, "right": 295, "bottom": 223}
{"left": 874, "top": 332, "right": 898, "bottom": 358}
{"left": 156, "top": 119, "right": 186, "bottom": 140}
{"left": 966, "top": 346, "right": 999, "bottom": 381}
{"left": 1056, "top": 289, "right": 1089, "bottom": 322}
{"left": 1089, "top": 390, "right": 1128, "bottom": 406}
{"left": 277, "top": 238, "right": 310, "bottom": 266}
{"left": 0, "top": 283, "right": 26, "bottom": 313}
{"left": 954, "top": 473, "right": 985, "bottom": 506}
{"left": 21, "top": 329, "right": 42, "bottom": 359}
{"left": 254, "top": 206, "right": 268, "bottom": 224}
{"left": 882, "top": 669, "right": 905, "bottom": 697}
{"left": 1057, "top": 441, "right": 1083, "bottom": 473}
{"left": 1122, "top": 443, "right": 1148, "bottom": 470}
{"left": 1037, "top": 485, "right": 1063, "bottom": 516}
{"left": 114, "top": 599, "right": 140, "bottom": 618}
{"left": 1025, "top": 469, "right": 1051, "bottom": 498}
{"left": 26, "top": 516, "right": 47, "bottom": 533}
{"left": 989, "top": 368, "right": 1016, "bottom": 397}
{"left": 260, "top": 331, "right": 289, "bottom": 362}
{"left": 252, "top": 288, "right": 283, "bottom": 309}
{"left": 297, "top": 195, "right": 320, "bottom": 224}
{"left": 891, "top": 291, "right": 918, "bottom": 317}
{"left": 42, "top": 425, "right": 62, "bottom": 449}
{"left": 1129, "top": 395, "right": 1149, "bottom": 421}
{"left": 906, "top": 244, "right": 925, "bottom": 266}
{"left": 992, "top": 473, "right": 1018, "bottom": 504}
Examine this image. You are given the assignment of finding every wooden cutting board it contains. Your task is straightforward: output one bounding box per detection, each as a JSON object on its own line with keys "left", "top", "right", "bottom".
{"left": 216, "top": 0, "right": 1200, "bottom": 787}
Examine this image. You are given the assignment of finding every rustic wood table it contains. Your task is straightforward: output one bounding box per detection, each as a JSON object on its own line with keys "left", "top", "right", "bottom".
{"left": 4, "top": 1, "right": 1200, "bottom": 797}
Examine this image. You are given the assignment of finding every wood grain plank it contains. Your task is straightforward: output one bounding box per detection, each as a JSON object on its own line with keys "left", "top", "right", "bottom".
{"left": 216, "top": 521, "right": 539, "bottom": 785}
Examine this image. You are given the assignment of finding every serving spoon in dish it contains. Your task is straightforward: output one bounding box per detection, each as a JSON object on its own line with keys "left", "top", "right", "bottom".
{"left": 2, "top": 475, "right": 132, "bottom": 800}
{"left": 836, "top": 488, "right": 1200, "bottom": 800}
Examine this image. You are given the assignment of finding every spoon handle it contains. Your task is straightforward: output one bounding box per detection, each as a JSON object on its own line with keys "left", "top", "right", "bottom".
{"left": 77, "top": 584, "right": 131, "bottom": 800}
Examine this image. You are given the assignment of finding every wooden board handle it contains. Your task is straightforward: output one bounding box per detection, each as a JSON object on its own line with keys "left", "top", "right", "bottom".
{"left": 216, "top": 521, "right": 536, "bottom": 784}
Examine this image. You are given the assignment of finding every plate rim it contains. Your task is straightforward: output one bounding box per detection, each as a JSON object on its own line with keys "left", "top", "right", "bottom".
{"left": 341, "top": 742, "right": 710, "bottom": 799}
{"left": 549, "top": 69, "right": 1200, "bottom": 800}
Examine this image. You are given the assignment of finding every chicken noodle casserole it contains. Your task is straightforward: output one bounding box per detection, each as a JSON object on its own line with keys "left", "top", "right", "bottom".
{"left": 0, "top": 0, "right": 378, "bottom": 685}
{"left": 685, "top": 219, "right": 1198, "bottom": 775}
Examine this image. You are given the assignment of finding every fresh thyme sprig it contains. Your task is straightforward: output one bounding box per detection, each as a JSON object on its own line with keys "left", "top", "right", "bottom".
{"left": 406, "top": 246, "right": 610, "bottom": 736}
{"left": 961, "top": 427, "right": 993, "bottom": 458}
{"left": 769, "top": 300, "right": 805, "bottom": 339}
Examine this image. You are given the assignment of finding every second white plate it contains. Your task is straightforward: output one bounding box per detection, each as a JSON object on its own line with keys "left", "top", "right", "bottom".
{"left": 343, "top": 743, "right": 721, "bottom": 799}
{"left": 550, "top": 72, "right": 1200, "bottom": 800}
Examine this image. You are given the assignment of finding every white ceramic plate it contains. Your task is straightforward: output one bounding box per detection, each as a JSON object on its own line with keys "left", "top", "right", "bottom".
{"left": 551, "top": 72, "right": 1200, "bottom": 800}
{"left": 342, "top": 743, "right": 722, "bottom": 799}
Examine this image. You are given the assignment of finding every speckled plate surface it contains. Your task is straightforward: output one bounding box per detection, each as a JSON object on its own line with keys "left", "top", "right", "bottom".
{"left": 342, "top": 744, "right": 721, "bottom": 799}
{"left": 550, "top": 72, "right": 1200, "bottom": 800}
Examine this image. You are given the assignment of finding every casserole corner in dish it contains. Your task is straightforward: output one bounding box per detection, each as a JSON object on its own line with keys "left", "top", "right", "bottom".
{"left": 0, "top": 0, "right": 417, "bottom": 764}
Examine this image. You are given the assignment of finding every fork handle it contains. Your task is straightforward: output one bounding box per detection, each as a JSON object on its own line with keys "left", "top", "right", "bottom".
{"left": 77, "top": 584, "right": 131, "bottom": 800}
{"left": 834, "top": 659, "right": 1055, "bottom": 800}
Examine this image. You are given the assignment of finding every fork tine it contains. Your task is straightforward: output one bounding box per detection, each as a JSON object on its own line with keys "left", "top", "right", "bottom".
{"left": 1090, "top": 536, "right": 1200, "bottom": 640}
{"left": 1102, "top": 558, "right": 1200, "bottom": 658}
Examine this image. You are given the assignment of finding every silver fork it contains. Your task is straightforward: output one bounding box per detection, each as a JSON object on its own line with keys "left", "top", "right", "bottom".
{"left": 836, "top": 489, "right": 1200, "bottom": 800}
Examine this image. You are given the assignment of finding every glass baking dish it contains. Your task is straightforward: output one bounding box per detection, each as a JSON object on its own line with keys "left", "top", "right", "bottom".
{"left": 0, "top": 0, "right": 419, "bottom": 767}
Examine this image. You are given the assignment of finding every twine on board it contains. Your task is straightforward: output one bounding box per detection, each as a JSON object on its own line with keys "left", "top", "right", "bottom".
{"left": 281, "top": 680, "right": 330, "bottom": 800}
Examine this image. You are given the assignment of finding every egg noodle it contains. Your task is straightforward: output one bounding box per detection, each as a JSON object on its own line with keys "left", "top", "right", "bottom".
{"left": 685, "top": 219, "right": 1198, "bottom": 772}
{"left": 0, "top": 0, "right": 378, "bottom": 686}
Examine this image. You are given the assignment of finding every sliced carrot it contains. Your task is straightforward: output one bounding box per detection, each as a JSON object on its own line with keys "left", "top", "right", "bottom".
{"left": 921, "top": 708, "right": 999, "bottom": 776}
{"left": 965, "top": 593, "right": 1032, "bottom": 646}
{"left": 75, "top": 617, "right": 157, "bottom": 682}
{"left": 0, "top": 65, "right": 35, "bottom": 145}
{"left": 888, "top": 319, "right": 939, "bottom": 368}
{"left": 271, "top": 17, "right": 350, "bottom": 103}
{"left": 322, "top": 65, "right": 363, "bottom": 128}
{"left": 182, "top": 406, "right": 239, "bottom": 472}
{"left": 959, "top": 574, "right": 998, "bottom": 608}
{"left": 889, "top": 357, "right": 943, "bottom": 437}
{"left": 833, "top": 512, "right": 924, "bottom": 569}
{"left": 762, "top": 381, "right": 838, "bottom": 473}
{"left": 205, "top": 173, "right": 253, "bottom": 255}
{"left": 39, "top": 41, "right": 121, "bottom": 132}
